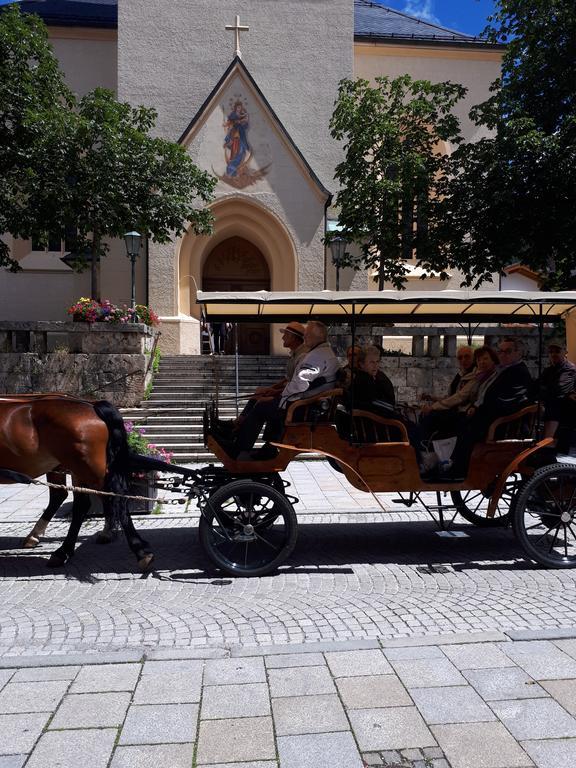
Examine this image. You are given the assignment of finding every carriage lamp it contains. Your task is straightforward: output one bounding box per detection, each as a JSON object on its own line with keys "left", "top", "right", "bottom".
{"left": 329, "top": 235, "right": 347, "bottom": 291}
{"left": 124, "top": 231, "right": 142, "bottom": 310}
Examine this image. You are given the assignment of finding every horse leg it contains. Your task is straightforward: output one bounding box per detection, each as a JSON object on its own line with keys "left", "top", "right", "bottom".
{"left": 47, "top": 492, "right": 90, "bottom": 567}
{"left": 116, "top": 509, "right": 154, "bottom": 571}
{"left": 23, "top": 471, "right": 68, "bottom": 548}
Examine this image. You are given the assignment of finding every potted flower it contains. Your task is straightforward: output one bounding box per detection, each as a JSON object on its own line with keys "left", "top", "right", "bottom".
{"left": 67, "top": 298, "right": 160, "bottom": 326}
{"left": 125, "top": 421, "right": 173, "bottom": 513}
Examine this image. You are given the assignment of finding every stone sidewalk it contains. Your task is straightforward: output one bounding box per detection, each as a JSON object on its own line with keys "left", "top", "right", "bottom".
{"left": 2, "top": 632, "right": 576, "bottom": 768}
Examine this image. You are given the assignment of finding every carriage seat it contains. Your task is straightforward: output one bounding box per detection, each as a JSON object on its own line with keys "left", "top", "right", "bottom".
{"left": 333, "top": 402, "right": 409, "bottom": 445}
{"left": 284, "top": 389, "right": 343, "bottom": 426}
{"left": 485, "top": 404, "right": 538, "bottom": 443}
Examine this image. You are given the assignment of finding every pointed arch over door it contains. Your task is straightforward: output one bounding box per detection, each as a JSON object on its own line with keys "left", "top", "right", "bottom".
{"left": 202, "top": 236, "right": 270, "bottom": 354}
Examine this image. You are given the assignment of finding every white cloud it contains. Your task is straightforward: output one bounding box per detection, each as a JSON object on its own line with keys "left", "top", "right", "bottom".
{"left": 402, "top": 1, "right": 442, "bottom": 25}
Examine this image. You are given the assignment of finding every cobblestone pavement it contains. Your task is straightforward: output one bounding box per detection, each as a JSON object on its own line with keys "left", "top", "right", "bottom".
{"left": 2, "top": 634, "right": 576, "bottom": 767}
{"left": 2, "top": 462, "right": 576, "bottom": 658}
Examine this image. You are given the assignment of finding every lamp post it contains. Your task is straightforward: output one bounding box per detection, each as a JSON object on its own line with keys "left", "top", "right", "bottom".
{"left": 123, "top": 231, "right": 142, "bottom": 310}
{"left": 329, "top": 235, "right": 347, "bottom": 291}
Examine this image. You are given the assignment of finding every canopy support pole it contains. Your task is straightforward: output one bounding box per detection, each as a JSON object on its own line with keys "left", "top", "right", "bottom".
{"left": 234, "top": 323, "right": 239, "bottom": 418}
{"left": 566, "top": 309, "right": 576, "bottom": 364}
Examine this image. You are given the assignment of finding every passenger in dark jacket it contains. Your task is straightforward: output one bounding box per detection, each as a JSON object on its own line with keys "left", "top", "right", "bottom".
{"left": 451, "top": 337, "right": 534, "bottom": 476}
{"left": 539, "top": 340, "right": 576, "bottom": 450}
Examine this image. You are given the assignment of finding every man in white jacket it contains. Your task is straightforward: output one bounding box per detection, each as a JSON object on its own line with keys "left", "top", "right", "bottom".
{"left": 219, "top": 321, "right": 340, "bottom": 459}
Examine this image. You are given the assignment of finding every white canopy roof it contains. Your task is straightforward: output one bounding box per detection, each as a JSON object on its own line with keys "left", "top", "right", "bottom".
{"left": 197, "top": 290, "right": 576, "bottom": 324}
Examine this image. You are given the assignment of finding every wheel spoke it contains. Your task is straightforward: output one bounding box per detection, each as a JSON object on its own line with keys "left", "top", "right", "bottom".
{"left": 254, "top": 530, "right": 281, "bottom": 551}
{"left": 547, "top": 525, "right": 560, "bottom": 553}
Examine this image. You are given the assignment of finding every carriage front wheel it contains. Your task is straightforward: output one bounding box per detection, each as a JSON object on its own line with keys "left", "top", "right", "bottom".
{"left": 450, "top": 474, "right": 523, "bottom": 527}
{"left": 199, "top": 480, "right": 298, "bottom": 577}
{"left": 513, "top": 463, "right": 576, "bottom": 568}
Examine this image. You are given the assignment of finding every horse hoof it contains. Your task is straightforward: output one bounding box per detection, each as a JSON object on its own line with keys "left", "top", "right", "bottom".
{"left": 138, "top": 553, "right": 154, "bottom": 572}
{"left": 22, "top": 535, "right": 40, "bottom": 549}
{"left": 96, "top": 530, "right": 116, "bottom": 545}
{"left": 47, "top": 552, "right": 68, "bottom": 568}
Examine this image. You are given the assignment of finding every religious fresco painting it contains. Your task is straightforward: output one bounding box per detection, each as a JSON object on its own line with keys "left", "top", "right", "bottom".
{"left": 217, "top": 95, "right": 271, "bottom": 189}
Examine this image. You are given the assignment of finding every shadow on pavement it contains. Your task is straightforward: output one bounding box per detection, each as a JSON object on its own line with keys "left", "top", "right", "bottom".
{"left": 0, "top": 518, "right": 539, "bottom": 580}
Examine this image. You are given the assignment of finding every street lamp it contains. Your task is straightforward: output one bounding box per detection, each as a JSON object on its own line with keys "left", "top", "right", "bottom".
{"left": 123, "top": 231, "right": 142, "bottom": 310}
{"left": 329, "top": 235, "right": 347, "bottom": 291}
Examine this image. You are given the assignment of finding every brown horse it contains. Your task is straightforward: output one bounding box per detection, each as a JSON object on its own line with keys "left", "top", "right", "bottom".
{"left": 0, "top": 395, "right": 154, "bottom": 570}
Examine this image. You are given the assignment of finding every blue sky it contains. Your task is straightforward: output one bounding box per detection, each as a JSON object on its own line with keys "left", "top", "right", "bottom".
{"left": 374, "top": 1, "right": 497, "bottom": 36}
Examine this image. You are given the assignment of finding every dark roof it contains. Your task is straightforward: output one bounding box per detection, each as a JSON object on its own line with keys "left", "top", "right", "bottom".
{"left": 354, "top": 0, "right": 488, "bottom": 46}
{"left": 17, "top": 0, "right": 495, "bottom": 48}
{"left": 19, "top": 1, "right": 117, "bottom": 29}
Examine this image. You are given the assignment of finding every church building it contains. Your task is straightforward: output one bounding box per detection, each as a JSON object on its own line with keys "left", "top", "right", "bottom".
{"left": 1, "top": 1, "right": 503, "bottom": 354}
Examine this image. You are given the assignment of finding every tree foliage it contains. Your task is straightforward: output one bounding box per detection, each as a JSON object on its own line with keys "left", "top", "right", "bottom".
{"left": 0, "top": 5, "right": 216, "bottom": 298}
{"left": 0, "top": 3, "right": 74, "bottom": 269}
{"left": 440, "top": 0, "right": 576, "bottom": 288}
{"left": 329, "top": 75, "right": 466, "bottom": 289}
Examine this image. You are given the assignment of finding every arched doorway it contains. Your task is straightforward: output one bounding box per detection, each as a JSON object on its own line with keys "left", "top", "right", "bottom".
{"left": 202, "top": 236, "right": 270, "bottom": 354}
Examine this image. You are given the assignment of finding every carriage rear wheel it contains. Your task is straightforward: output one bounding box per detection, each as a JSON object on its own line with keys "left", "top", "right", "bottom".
{"left": 450, "top": 474, "right": 522, "bottom": 527}
{"left": 199, "top": 479, "right": 298, "bottom": 577}
{"left": 513, "top": 463, "right": 576, "bottom": 569}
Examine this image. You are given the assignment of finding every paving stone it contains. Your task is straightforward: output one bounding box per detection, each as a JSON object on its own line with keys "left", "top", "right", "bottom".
{"left": 348, "top": 706, "right": 436, "bottom": 751}
{"left": 383, "top": 646, "right": 445, "bottom": 661}
{"left": 201, "top": 682, "right": 270, "bottom": 719}
{"left": 0, "top": 670, "right": 13, "bottom": 689}
{"left": 119, "top": 703, "right": 198, "bottom": 745}
{"left": 141, "top": 659, "right": 204, "bottom": 678}
{"left": 521, "top": 738, "right": 576, "bottom": 768}
{"left": 463, "top": 667, "right": 548, "bottom": 701}
{"left": 540, "top": 679, "right": 576, "bottom": 716}
{"left": 268, "top": 665, "right": 336, "bottom": 698}
{"left": 50, "top": 691, "right": 131, "bottom": 728}
{"left": 71, "top": 663, "right": 140, "bottom": 693}
{"left": 0, "top": 680, "right": 69, "bottom": 713}
{"left": 277, "top": 731, "right": 364, "bottom": 768}
{"left": 492, "top": 698, "right": 576, "bottom": 740}
{"left": 325, "top": 649, "right": 392, "bottom": 677}
{"left": 432, "top": 722, "right": 532, "bottom": 768}
{"left": 336, "top": 674, "right": 411, "bottom": 709}
{"left": 500, "top": 640, "right": 576, "bottom": 680}
{"left": 11, "top": 666, "right": 79, "bottom": 683}
{"left": 554, "top": 639, "right": 576, "bottom": 660}
{"left": 410, "top": 685, "right": 496, "bottom": 724}
{"left": 232, "top": 639, "right": 380, "bottom": 657}
{"left": 272, "top": 693, "right": 348, "bottom": 736}
{"left": 203, "top": 657, "right": 266, "bottom": 686}
{"left": 441, "top": 643, "right": 514, "bottom": 670}
{"left": 0, "top": 756, "right": 26, "bottom": 768}
{"left": 109, "top": 743, "right": 194, "bottom": 768}
{"left": 0, "top": 712, "right": 50, "bottom": 754}
{"left": 26, "top": 728, "right": 117, "bottom": 768}
{"left": 362, "top": 752, "right": 384, "bottom": 766}
{"left": 196, "top": 716, "right": 275, "bottom": 764}
{"left": 196, "top": 763, "right": 276, "bottom": 768}
{"left": 265, "top": 652, "right": 325, "bottom": 668}
{"left": 133, "top": 671, "right": 201, "bottom": 704}
{"left": 390, "top": 658, "right": 466, "bottom": 689}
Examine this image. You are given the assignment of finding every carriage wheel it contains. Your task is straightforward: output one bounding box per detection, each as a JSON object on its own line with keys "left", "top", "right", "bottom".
{"left": 450, "top": 474, "right": 522, "bottom": 527}
{"left": 199, "top": 480, "right": 298, "bottom": 577}
{"left": 513, "top": 463, "right": 576, "bottom": 569}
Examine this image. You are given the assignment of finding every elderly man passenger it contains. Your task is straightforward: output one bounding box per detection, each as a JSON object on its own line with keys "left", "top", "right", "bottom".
{"left": 216, "top": 321, "right": 340, "bottom": 460}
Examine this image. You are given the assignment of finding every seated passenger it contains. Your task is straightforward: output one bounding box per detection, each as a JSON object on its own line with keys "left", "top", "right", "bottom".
{"left": 420, "top": 346, "right": 498, "bottom": 440}
{"left": 348, "top": 345, "right": 395, "bottom": 410}
{"left": 450, "top": 337, "right": 534, "bottom": 477}
{"left": 538, "top": 340, "right": 576, "bottom": 451}
{"left": 215, "top": 321, "right": 340, "bottom": 460}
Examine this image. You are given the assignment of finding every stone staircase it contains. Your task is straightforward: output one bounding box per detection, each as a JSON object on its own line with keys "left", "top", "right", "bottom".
{"left": 120, "top": 355, "right": 288, "bottom": 463}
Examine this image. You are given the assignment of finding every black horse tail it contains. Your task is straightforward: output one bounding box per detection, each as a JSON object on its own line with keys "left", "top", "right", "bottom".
{"left": 93, "top": 400, "right": 130, "bottom": 529}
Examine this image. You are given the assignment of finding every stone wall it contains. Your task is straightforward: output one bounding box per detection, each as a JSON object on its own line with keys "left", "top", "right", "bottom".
{"left": 0, "top": 323, "right": 157, "bottom": 407}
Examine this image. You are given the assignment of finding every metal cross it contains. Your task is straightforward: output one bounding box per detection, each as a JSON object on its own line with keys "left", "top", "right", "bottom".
{"left": 225, "top": 14, "right": 249, "bottom": 59}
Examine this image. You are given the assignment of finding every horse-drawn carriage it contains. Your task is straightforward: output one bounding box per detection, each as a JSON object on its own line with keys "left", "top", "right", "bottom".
{"left": 2, "top": 289, "right": 576, "bottom": 576}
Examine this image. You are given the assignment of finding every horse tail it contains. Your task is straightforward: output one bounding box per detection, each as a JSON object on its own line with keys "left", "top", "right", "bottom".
{"left": 93, "top": 400, "right": 130, "bottom": 528}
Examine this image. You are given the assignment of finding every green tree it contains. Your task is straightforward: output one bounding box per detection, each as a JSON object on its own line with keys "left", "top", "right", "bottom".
{"left": 0, "top": 3, "right": 74, "bottom": 270}
{"left": 441, "top": 0, "right": 576, "bottom": 288}
{"left": 1, "top": 5, "right": 216, "bottom": 298}
{"left": 329, "top": 75, "right": 466, "bottom": 289}
{"left": 61, "top": 88, "right": 216, "bottom": 298}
